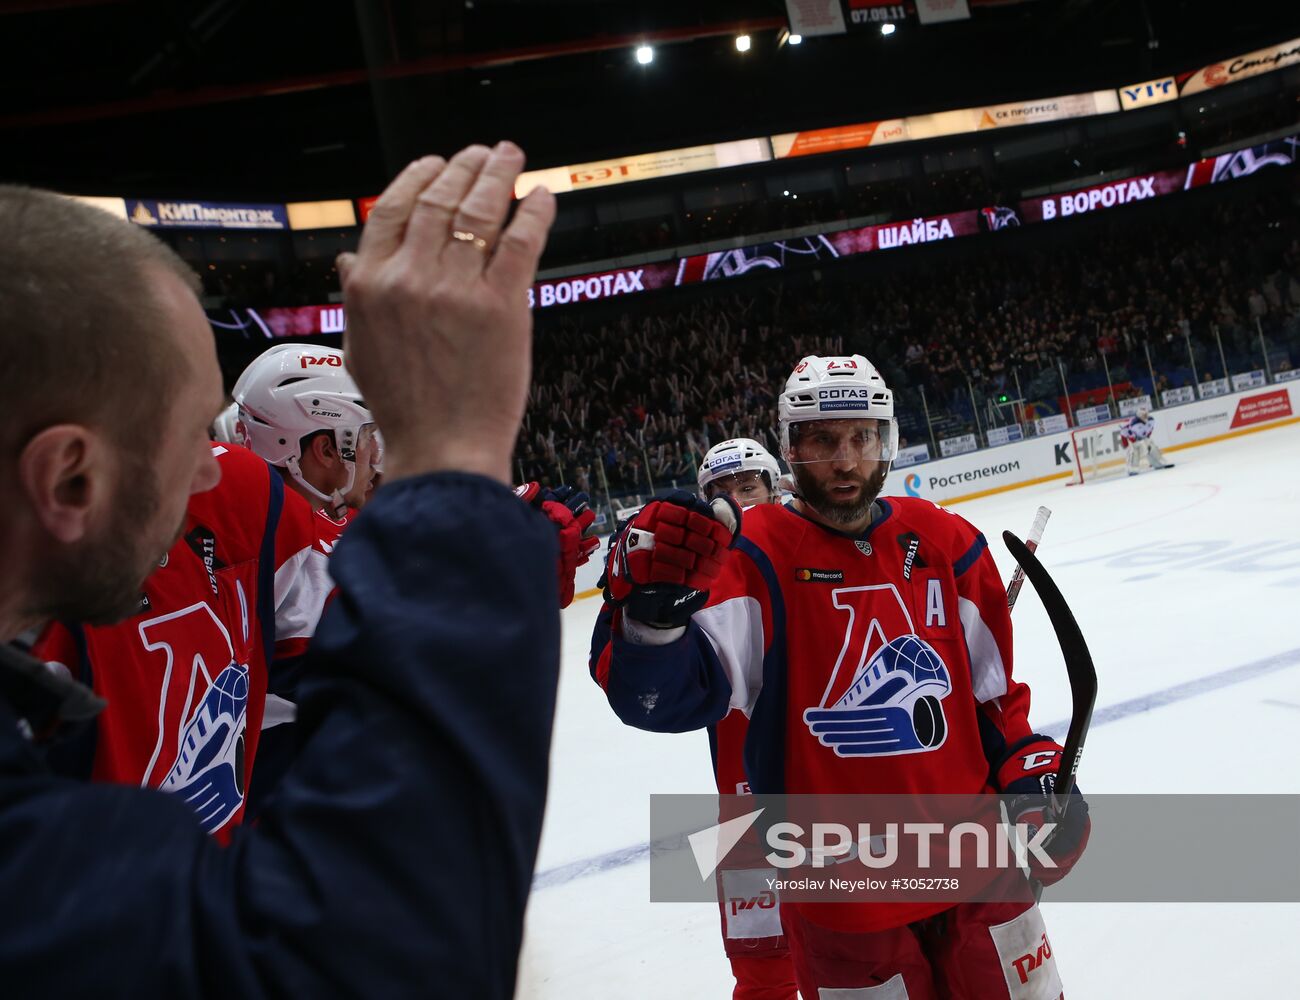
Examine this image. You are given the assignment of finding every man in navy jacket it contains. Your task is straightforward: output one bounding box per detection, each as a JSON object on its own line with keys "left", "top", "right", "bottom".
{"left": 0, "top": 143, "right": 560, "bottom": 996}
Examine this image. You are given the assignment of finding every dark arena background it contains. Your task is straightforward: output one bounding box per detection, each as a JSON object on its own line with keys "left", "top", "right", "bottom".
{"left": 5, "top": 1, "right": 1300, "bottom": 995}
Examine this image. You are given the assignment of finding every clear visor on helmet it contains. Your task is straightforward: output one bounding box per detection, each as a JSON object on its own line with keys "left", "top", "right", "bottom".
{"left": 702, "top": 469, "right": 774, "bottom": 508}
{"left": 785, "top": 418, "right": 899, "bottom": 466}
{"left": 360, "top": 423, "right": 382, "bottom": 468}
{"left": 338, "top": 422, "right": 381, "bottom": 466}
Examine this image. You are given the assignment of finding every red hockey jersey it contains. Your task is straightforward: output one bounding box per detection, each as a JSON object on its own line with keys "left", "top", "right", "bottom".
{"left": 33, "top": 444, "right": 339, "bottom": 836}
{"left": 593, "top": 496, "right": 1035, "bottom": 931}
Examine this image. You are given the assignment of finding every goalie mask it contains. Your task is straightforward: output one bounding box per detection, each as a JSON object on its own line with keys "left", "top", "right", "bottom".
{"left": 232, "top": 344, "right": 375, "bottom": 514}
{"left": 697, "top": 438, "right": 782, "bottom": 508}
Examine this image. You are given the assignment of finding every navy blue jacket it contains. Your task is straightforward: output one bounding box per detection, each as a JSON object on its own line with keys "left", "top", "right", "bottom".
{"left": 0, "top": 472, "right": 560, "bottom": 997}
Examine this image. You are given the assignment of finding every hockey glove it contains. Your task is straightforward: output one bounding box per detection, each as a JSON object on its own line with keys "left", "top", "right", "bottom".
{"left": 603, "top": 490, "right": 741, "bottom": 630}
{"left": 516, "top": 482, "right": 600, "bottom": 609}
{"left": 996, "top": 735, "right": 1091, "bottom": 886}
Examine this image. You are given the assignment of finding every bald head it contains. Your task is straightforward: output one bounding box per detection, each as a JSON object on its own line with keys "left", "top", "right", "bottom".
{"left": 0, "top": 186, "right": 200, "bottom": 459}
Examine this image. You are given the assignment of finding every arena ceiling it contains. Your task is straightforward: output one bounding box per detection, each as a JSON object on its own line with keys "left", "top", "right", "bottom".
{"left": 2, "top": 0, "right": 1298, "bottom": 199}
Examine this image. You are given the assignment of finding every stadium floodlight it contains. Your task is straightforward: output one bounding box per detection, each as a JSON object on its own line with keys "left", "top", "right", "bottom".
{"left": 635, "top": 45, "right": 654, "bottom": 65}
{"left": 881, "top": 23, "right": 896, "bottom": 36}
{"left": 736, "top": 34, "right": 751, "bottom": 53}
{"left": 788, "top": 33, "right": 802, "bottom": 45}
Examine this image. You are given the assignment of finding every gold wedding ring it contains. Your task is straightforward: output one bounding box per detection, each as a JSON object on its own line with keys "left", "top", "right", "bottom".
{"left": 451, "top": 230, "right": 489, "bottom": 251}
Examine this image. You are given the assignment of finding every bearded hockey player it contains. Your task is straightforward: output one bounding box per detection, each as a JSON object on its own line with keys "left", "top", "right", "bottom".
{"left": 591, "top": 355, "right": 1089, "bottom": 999}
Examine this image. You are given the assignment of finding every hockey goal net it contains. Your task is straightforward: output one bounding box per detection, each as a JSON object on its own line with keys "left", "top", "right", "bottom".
{"left": 1069, "top": 421, "right": 1129, "bottom": 484}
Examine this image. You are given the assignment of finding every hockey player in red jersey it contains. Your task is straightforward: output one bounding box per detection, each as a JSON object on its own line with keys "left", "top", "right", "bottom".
{"left": 226, "top": 345, "right": 380, "bottom": 806}
{"left": 233, "top": 343, "right": 595, "bottom": 806}
{"left": 231, "top": 345, "right": 380, "bottom": 649}
{"left": 36, "top": 347, "right": 384, "bottom": 830}
{"left": 694, "top": 438, "right": 798, "bottom": 1000}
{"left": 591, "top": 356, "right": 1089, "bottom": 999}
{"left": 32, "top": 440, "right": 335, "bottom": 835}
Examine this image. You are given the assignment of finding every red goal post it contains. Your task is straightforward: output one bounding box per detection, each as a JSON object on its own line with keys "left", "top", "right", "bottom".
{"left": 1068, "top": 420, "right": 1130, "bottom": 484}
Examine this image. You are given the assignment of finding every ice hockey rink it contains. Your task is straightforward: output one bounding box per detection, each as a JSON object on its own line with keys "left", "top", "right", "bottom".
{"left": 517, "top": 418, "right": 1300, "bottom": 999}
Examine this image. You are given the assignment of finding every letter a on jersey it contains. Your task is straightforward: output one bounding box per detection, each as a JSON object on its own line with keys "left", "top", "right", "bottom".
{"left": 803, "top": 585, "right": 952, "bottom": 757}
{"left": 926, "top": 578, "right": 947, "bottom": 627}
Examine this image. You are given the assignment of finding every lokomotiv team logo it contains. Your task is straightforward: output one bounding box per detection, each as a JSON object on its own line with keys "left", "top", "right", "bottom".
{"left": 803, "top": 584, "right": 951, "bottom": 757}
{"left": 159, "top": 659, "right": 249, "bottom": 833}
{"left": 138, "top": 599, "right": 251, "bottom": 834}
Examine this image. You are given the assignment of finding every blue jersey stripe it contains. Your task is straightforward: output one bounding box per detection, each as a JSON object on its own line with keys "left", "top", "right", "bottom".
{"left": 953, "top": 532, "right": 988, "bottom": 579}
{"left": 735, "top": 535, "right": 789, "bottom": 795}
{"left": 257, "top": 465, "right": 285, "bottom": 675}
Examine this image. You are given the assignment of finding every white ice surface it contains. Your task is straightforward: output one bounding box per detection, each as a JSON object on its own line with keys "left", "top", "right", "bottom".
{"left": 518, "top": 421, "right": 1300, "bottom": 999}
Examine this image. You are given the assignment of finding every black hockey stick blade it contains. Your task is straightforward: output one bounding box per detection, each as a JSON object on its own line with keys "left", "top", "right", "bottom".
{"left": 1002, "top": 531, "right": 1098, "bottom": 807}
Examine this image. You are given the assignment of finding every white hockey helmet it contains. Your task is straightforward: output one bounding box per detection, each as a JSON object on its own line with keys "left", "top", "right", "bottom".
{"left": 232, "top": 344, "right": 374, "bottom": 509}
{"left": 778, "top": 354, "right": 899, "bottom": 464}
{"left": 697, "top": 438, "right": 782, "bottom": 498}
{"left": 210, "top": 402, "right": 241, "bottom": 444}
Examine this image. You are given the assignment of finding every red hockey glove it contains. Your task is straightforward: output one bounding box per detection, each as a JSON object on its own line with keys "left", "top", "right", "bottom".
{"left": 996, "top": 735, "right": 1091, "bottom": 887}
{"left": 516, "top": 482, "right": 600, "bottom": 609}
{"left": 603, "top": 490, "right": 740, "bottom": 630}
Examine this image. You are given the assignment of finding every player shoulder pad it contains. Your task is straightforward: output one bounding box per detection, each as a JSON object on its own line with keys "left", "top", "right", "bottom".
{"left": 886, "top": 495, "right": 980, "bottom": 553}
{"left": 739, "top": 501, "right": 800, "bottom": 546}
{"left": 186, "top": 442, "right": 275, "bottom": 561}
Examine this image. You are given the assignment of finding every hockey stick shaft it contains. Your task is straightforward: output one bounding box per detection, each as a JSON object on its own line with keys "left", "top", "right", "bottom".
{"left": 1005, "top": 506, "right": 1051, "bottom": 612}
{"left": 1003, "top": 530, "right": 1097, "bottom": 901}
{"left": 1002, "top": 531, "right": 1097, "bottom": 805}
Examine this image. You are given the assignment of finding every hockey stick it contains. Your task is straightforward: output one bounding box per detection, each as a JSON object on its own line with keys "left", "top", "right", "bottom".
{"left": 1003, "top": 531, "right": 1098, "bottom": 898}
{"left": 1005, "top": 506, "right": 1051, "bottom": 612}
{"left": 1003, "top": 531, "right": 1097, "bottom": 805}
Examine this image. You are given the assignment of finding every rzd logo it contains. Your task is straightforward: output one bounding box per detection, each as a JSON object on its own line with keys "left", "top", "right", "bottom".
{"left": 1011, "top": 933, "right": 1053, "bottom": 985}
{"left": 728, "top": 891, "right": 776, "bottom": 916}
{"left": 299, "top": 354, "right": 342, "bottom": 369}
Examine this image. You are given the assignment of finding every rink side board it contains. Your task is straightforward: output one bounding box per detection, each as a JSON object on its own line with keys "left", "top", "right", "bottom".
{"left": 881, "top": 382, "right": 1300, "bottom": 507}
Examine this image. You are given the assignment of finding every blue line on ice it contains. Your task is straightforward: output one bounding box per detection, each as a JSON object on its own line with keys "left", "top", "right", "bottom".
{"left": 532, "top": 645, "right": 1300, "bottom": 892}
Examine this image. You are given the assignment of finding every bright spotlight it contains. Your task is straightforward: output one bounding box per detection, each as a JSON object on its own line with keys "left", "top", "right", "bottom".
{"left": 635, "top": 45, "right": 654, "bottom": 65}
{"left": 881, "top": 23, "right": 896, "bottom": 36}
{"left": 788, "top": 33, "right": 802, "bottom": 45}
{"left": 736, "top": 34, "right": 751, "bottom": 52}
